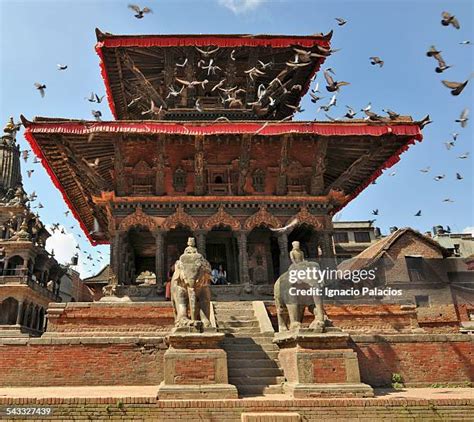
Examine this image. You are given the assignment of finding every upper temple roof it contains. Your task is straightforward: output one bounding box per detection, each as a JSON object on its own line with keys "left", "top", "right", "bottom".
{"left": 95, "top": 29, "right": 332, "bottom": 121}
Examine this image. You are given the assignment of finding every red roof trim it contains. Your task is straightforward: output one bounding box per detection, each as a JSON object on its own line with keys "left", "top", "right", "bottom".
{"left": 96, "top": 35, "right": 331, "bottom": 49}
{"left": 24, "top": 129, "right": 100, "bottom": 246}
{"left": 95, "top": 45, "right": 118, "bottom": 119}
{"left": 24, "top": 121, "right": 423, "bottom": 138}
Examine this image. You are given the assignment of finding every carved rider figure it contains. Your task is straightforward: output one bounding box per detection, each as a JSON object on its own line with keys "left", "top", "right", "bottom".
{"left": 290, "top": 241, "right": 305, "bottom": 265}
{"left": 183, "top": 237, "right": 198, "bottom": 254}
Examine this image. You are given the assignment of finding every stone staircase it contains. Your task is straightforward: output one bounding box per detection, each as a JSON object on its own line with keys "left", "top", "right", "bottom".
{"left": 213, "top": 301, "right": 285, "bottom": 396}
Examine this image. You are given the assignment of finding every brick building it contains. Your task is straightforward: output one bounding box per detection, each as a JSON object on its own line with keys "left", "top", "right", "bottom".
{"left": 332, "top": 220, "right": 381, "bottom": 263}
{"left": 338, "top": 227, "right": 473, "bottom": 332}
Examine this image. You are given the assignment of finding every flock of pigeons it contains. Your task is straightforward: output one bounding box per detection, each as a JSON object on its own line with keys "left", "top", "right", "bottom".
{"left": 19, "top": 6, "right": 472, "bottom": 273}
{"left": 330, "top": 10, "right": 471, "bottom": 223}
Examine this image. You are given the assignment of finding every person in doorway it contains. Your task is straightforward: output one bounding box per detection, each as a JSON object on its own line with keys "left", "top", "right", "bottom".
{"left": 217, "top": 264, "right": 228, "bottom": 285}
{"left": 211, "top": 266, "right": 219, "bottom": 285}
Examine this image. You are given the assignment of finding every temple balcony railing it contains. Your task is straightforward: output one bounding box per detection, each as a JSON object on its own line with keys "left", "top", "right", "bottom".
{"left": 0, "top": 269, "right": 59, "bottom": 301}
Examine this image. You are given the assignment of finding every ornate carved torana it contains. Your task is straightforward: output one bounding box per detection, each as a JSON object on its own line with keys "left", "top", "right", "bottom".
{"left": 118, "top": 205, "right": 161, "bottom": 232}
{"left": 244, "top": 205, "right": 282, "bottom": 231}
{"left": 290, "top": 206, "right": 325, "bottom": 230}
{"left": 163, "top": 204, "right": 199, "bottom": 231}
{"left": 203, "top": 205, "right": 241, "bottom": 231}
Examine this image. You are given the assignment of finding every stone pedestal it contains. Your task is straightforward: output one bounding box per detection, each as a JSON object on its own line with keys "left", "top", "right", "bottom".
{"left": 157, "top": 330, "right": 238, "bottom": 399}
{"left": 274, "top": 329, "right": 373, "bottom": 398}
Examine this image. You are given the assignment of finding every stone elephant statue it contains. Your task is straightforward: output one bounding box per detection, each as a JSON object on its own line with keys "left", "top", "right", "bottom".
{"left": 274, "top": 260, "right": 326, "bottom": 332}
{"left": 171, "top": 251, "right": 212, "bottom": 330}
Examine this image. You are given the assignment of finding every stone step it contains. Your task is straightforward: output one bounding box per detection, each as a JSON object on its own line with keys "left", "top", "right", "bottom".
{"left": 229, "top": 376, "right": 286, "bottom": 386}
{"left": 223, "top": 337, "right": 275, "bottom": 347}
{"left": 214, "top": 302, "right": 253, "bottom": 312}
{"left": 217, "top": 327, "right": 260, "bottom": 338}
{"left": 218, "top": 320, "right": 259, "bottom": 328}
{"left": 215, "top": 312, "right": 256, "bottom": 318}
{"left": 228, "top": 359, "right": 281, "bottom": 369}
{"left": 237, "top": 384, "right": 284, "bottom": 396}
{"left": 224, "top": 343, "right": 270, "bottom": 352}
{"left": 215, "top": 310, "right": 255, "bottom": 316}
{"left": 227, "top": 350, "right": 279, "bottom": 360}
{"left": 228, "top": 368, "right": 283, "bottom": 378}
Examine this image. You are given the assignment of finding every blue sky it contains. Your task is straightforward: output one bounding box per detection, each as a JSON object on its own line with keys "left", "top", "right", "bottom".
{"left": 0, "top": 0, "right": 472, "bottom": 277}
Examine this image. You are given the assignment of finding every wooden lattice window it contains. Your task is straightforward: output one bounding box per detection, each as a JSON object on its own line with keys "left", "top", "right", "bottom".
{"left": 252, "top": 169, "right": 266, "bottom": 192}
{"left": 173, "top": 168, "right": 186, "bottom": 192}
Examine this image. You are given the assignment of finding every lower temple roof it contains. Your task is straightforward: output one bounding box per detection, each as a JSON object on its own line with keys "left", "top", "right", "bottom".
{"left": 22, "top": 117, "right": 423, "bottom": 245}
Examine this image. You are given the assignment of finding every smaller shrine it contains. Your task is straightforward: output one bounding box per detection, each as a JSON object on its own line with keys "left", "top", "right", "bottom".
{"left": 0, "top": 119, "right": 63, "bottom": 337}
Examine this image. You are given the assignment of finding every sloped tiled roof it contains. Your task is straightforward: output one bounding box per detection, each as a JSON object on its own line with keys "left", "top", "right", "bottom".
{"left": 338, "top": 228, "right": 450, "bottom": 271}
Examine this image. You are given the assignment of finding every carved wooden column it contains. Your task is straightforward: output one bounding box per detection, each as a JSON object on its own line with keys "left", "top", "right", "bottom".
{"left": 155, "top": 135, "right": 165, "bottom": 195}
{"left": 110, "top": 231, "right": 122, "bottom": 282}
{"left": 278, "top": 232, "right": 290, "bottom": 275}
{"left": 114, "top": 139, "right": 127, "bottom": 196}
{"left": 155, "top": 228, "right": 165, "bottom": 285}
{"left": 319, "top": 231, "right": 336, "bottom": 268}
{"left": 194, "top": 135, "right": 206, "bottom": 195}
{"left": 195, "top": 230, "right": 207, "bottom": 257}
{"left": 16, "top": 301, "right": 24, "bottom": 325}
{"left": 35, "top": 309, "right": 42, "bottom": 331}
{"left": 310, "top": 138, "right": 328, "bottom": 195}
{"left": 238, "top": 135, "right": 251, "bottom": 195}
{"left": 237, "top": 231, "right": 250, "bottom": 284}
{"left": 276, "top": 135, "right": 289, "bottom": 195}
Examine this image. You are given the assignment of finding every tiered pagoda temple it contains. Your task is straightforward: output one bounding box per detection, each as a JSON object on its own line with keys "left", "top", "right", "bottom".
{"left": 22, "top": 30, "right": 424, "bottom": 290}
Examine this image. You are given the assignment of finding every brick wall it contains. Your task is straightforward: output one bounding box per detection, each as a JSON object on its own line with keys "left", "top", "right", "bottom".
{"left": 0, "top": 334, "right": 471, "bottom": 388}
{"left": 313, "top": 357, "right": 347, "bottom": 383}
{"left": 353, "top": 334, "right": 474, "bottom": 387}
{"left": 0, "top": 338, "right": 166, "bottom": 387}
{"left": 47, "top": 302, "right": 174, "bottom": 335}
{"left": 266, "top": 303, "right": 421, "bottom": 333}
{"left": 174, "top": 358, "right": 215, "bottom": 384}
{"left": 0, "top": 397, "right": 472, "bottom": 421}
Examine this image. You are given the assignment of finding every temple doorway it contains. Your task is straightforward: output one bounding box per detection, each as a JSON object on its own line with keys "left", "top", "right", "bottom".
{"left": 127, "top": 227, "right": 156, "bottom": 282}
{"left": 0, "top": 297, "right": 18, "bottom": 325}
{"left": 165, "top": 226, "right": 193, "bottom": 277}
{"left": 248, "top": 226, "right": 280, "bottom": 284}
{"left": 205, "top": 227, "right": 238, "bottom": 284}
{"left": 288, "top": 224, "right": 318, "bottom": 260}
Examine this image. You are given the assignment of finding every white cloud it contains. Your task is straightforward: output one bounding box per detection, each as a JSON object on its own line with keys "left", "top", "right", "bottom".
{"left": 218, "top": 0, "right": 265, "bottom": 14}
{"left": 45, "top": 226, "right": 85, "bottom": 276}
{"left": 462, "top": 226, "right": 474, "bottom": 236}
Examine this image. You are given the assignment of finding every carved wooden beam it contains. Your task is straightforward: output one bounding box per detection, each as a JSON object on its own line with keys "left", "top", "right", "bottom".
{"left": 53, "top": 136, "right": 98, "bottom": 230}
{"left": 59, "top": 136, "right": 109, "bottom": 193}
{"left": 184, "top": 48, "right": 196, "bottom": 108}
{"left": 114, "top": 49, "right": 129, "bottom": 119}
{"left": 326, "top": 141, "right": 385, "bottom": 192}
{"left": 245, "top": 47, "right": 259, "bottom": 105}
{"left": 310, "top": 137, "right": 328, "bottom": 195}
{"left": 163, "top": 48, "right": 176, "bottom": 108}
{"left": 119, "top": 51, "right": 167, "bottom": 108}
